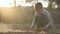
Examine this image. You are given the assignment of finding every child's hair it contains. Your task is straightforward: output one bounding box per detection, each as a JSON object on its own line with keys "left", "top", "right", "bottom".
{"left": 35, "top": 2, "right": 42, "bottom": 9}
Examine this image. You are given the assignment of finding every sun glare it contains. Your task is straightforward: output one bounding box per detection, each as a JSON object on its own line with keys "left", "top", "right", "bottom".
{"left": 0, "top": 0, "right": 49, "bottom": 8}
{"left": 16, "top": 0, "right": 49, "bottom": 7}
{"left": 0, "top": 0, "right": 14, "bottom": 8}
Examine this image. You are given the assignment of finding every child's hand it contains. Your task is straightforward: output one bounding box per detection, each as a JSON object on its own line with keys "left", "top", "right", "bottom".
{"left": 29, "top": 26, "right": 33, "bottom": 30}
{"left": 29, "top": 27, "right": 34, "bottom": 32}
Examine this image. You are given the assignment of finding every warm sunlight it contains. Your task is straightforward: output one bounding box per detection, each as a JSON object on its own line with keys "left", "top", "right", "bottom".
{"left": 0, "top": 0, "right": 14, "bottom": 7}
{"left": 16, "top": 0, "right": 49, "bottom": 7}
{"left": 0, "top": 0, "right": 49, "bottom": 8}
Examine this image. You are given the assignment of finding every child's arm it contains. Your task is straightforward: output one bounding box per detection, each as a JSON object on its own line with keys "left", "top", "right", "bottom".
{"left": 30, "top": 17, "right": 35, "bottom": 29}
{"left": 30, "top": 12, "right": 37, "bottom": 29}
{"left": 43, "top": 11, "right": 53, "bottom": 29}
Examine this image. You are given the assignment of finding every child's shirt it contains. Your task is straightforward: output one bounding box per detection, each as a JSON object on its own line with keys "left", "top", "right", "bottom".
{"left": 31, "top": 9, "right": 53, "bottom": 29}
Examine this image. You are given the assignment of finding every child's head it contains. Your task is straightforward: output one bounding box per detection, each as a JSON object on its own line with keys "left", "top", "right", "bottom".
{"left": 35, "top": 2, "right": 43, "bottom": 14}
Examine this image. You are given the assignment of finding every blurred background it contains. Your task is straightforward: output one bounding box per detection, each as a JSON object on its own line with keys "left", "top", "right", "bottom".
{"left": 0, "top": 0, "right": 60, "bottom": 34}
{"left": 0, "top": 0, "right": 60, "bottom": 24}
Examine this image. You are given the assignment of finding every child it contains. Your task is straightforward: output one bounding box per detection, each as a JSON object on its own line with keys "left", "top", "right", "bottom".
{"left": 30, "top": 2, "right": 53, "bottom": 32}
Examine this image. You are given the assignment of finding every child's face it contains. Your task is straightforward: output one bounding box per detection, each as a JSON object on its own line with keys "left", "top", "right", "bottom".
{"left": 36, "top": 8, "right": 42, "bottom": 14}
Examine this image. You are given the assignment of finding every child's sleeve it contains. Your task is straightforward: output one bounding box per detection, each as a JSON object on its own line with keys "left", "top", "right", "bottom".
{"left": 30, "top": 17, "right": 35, "bottom": 28}
{"left": 30, "top": 12, "right": 36, "bottom": 29}
{"left": 44, "top": 11, "right": 53, "bottom": 29}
